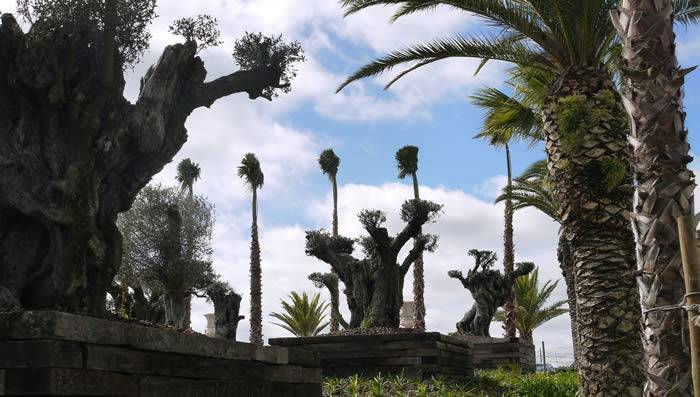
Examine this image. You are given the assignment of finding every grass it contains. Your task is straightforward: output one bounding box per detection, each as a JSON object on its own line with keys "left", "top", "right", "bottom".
{"left": 322, "top": 367, "right": 579, "bottom": 397}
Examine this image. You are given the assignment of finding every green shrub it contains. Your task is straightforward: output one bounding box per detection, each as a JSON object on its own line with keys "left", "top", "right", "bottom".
{"left": 322, "top": 368, "right": 579, "bottom": 397}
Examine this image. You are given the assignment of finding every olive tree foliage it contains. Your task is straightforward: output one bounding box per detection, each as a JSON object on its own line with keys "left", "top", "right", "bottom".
{"left": 0, "top": 0, "right": 303, "bottom": 314}
{"left": 16, "top": 0, "right": 156, "bottom": 66}
{"left": 115, "top": 185, "right": 216, "bottom": 326}
{"left": 169, "top": 14, "right": 221, "bottom": 53}
{"left": 233, "top": 32, "right": 305, "bottom": 99}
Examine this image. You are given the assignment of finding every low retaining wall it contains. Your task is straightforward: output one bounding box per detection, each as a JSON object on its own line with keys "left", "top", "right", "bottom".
{"left": 0, "top": 311, "right": 321, "bottom": 396}
{"left": 460, "top": 336, "right": 536, "bottom": 372}
{"left": 269, "top": 332, "right": 473, "bottom": 379}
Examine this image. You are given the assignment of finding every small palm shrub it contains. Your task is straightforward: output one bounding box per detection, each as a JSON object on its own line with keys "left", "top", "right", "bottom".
{"left": 270, "top": 291, "right": 329, "bottom": 336}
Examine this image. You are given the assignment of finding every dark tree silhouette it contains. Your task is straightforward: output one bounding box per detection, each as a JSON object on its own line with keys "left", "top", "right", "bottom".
{"left": 306, "top": 199, "right": 440, "bottom": 328}
{"left": 0, "top": 3, "right": 303, "bottom": 314}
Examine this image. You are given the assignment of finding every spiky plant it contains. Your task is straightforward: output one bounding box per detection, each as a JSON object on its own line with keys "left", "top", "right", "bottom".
{"left": 396, "top": 145, "right": 426, "bottom": 331}
{"left": 176, "top": 158, "right": 201, "bottom": 200}
{"left": 270, "top": 291, "right": 330, "bottom": 337}
{"left": 611, "top": 2, "right": 700, "bottom": 394}
{"left": 238, "top": 153, "right": 264, "bottom": 345}
{"left": 495, "top": 266, "right": 568, "bottom": 343}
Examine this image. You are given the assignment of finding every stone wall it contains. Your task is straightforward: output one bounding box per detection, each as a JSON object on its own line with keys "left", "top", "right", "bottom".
{"left": 0, "top": 311, "right": 321, "bottom": 396}
{"left": 462, "top": 336, "right": 536, "bottom": 373}
{"left": 270, "top": 332, "right": 472, "bottom": 379}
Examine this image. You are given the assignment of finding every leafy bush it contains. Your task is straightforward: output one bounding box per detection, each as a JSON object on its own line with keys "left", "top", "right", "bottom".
{"left": 322, "top": 368, "right": 579, "bottom": 397}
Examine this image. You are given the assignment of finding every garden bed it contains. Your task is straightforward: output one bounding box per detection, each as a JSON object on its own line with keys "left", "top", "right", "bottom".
{"left": 0, "top": 311, "right": 321, "bottom": 396}
{"left": 457, "top": 336, "right": 536, "bottom": 373}
{"left": 269, "top": 332, "right": 473, "bottom": 379}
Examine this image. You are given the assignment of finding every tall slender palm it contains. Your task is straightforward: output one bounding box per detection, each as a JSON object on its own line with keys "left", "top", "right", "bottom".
{"left": 495, "top": 266, "right": 568, "bottom": 343}
{"left": 238, "top": 153, "right": 264, "bottom": 346}
{"left": 337, "top": 2, "right": 653, "bottom": 393}
{"left": 471, "top": 79, "right": 543, "bottom": 339}
{"left": 176, "top": 158, "right": 201, "bottom": 200}
{"left": 319, "top": 149, "right": 341, "bottom": 237}
{"left": 396, "top": 145, "right": 426, "bottom": 331}
{"left": 611, "top": 2, "right": 700, "bottom": 394}
{"left": 174, "top": 158, "right": 201, "bottom": 330}
{"left": 495, "top": 160, "right": 582, "bottom": 364}
{"left": 318, "top": 149, "right": 342, "bottom": 332}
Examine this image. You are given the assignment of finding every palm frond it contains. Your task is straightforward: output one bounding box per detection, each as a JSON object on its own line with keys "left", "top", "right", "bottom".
{"left": 674, "top": 0, "right": 700, "bottom": 26}
{"left": 471, "top": 86, "right": 542, "bottom": 146}
{"left": 237, "top": 153, "right": 264, "bottom": 190}
{"left": 396, "top": 145, "right": 419, "bottom": 179}
{"left": 336, "top": 34, "right": 550, "bottom": 92}
{"left": 319, "top": 148, "right": 340, "bottom": 179}
{"left": 176, "top": 159, "right": 201, "bottom": 195}
{"left": 270, "top": 291, "right": 330, "bottom": 337}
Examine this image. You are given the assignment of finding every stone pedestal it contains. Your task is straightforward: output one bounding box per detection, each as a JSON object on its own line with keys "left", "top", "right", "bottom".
{"left": 0, "top": 311, "right": 321, "bottom": 396}
{"left": 457, "top": 336, "right": 536, "bottom": 373}
{"left": 399, "top": 301, "right": 416, "bottom": 328}
{"left": 270, "top": 332, "right": 472, "bottom": 379}
{"left": 205, "top": 313, "right": 216, "bottom": 337}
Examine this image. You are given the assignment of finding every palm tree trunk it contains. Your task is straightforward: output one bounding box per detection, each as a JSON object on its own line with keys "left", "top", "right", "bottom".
{"left": 612, "top": 3, "right": 696, "bottom": 395}
{"left": 557, "top": 235, "right": 579, "bottom": 367}
{"left": 332, "top": 174, "right": 338, "bottom": 237}
{"left": 503, "top": 144, "right": 517, "bottom": 338}
{"left": 411, "top": 172, "right": 426, "bottom": 330}
{"left": 543, "top": 66, "right": 644, "bottom": 396}
{"left": 249, "top": 188, "right": 263, "bottom": 346}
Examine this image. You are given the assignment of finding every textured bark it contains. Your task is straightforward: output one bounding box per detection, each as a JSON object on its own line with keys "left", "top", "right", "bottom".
{"left": 332, "top": 175, "right": 339, "bottom": 237}
{"left": 249, "top": 189, "right": 263, "bottom": 346}
{"left": 411, "top": 172, "right": 426, "bottom": 331}
{"left": 208, "top": 288, "right": 244, "bottom": 340}
{"left": 309, "top": 272, "right": 346, "bottom": 332}
{"left": 557, "top": 235, "right": 579, "bottom": 367}
{"left": 612, "top": 3, "right": 696, "bottom": 395}
{"left": 163, "top": 292, "right": 188, "bottom": 329}
{"left": 412, "top": 254, "right": 426, "bottom": 330}
{"left": 543, "top": 66, "right": 644, "bottom": 396}
{"left": 503, "top": 144, "right": 517, "bottom": 338}
{"left": 0, "top": 14, "right": 291, "bottom": 315}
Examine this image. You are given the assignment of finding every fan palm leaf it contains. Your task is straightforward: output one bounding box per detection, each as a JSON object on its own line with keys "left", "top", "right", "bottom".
{"left": 270, "top": 292, "right": 330, "bottom": 337}
{"left": 237, "top": 153, "right": 264, "bottom": 191}
{"left": 176, "top": 159, "right": 201, "bottom": 199}
{"left": 495, "top": 266, "right": 568, "bottom": 341}
{"left": 318, "top": 149, "right": 340, "bottom": 180}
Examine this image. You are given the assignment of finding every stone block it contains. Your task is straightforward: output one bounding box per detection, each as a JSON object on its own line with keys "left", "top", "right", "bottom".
{"left": 0, "top": 369, "right": 5, "bottom": 395}
{"left": 3, "top": 368, "right": 138, "bottom": 396}
{"left": 0, "top": 340, "right": 83, "bottom": 369}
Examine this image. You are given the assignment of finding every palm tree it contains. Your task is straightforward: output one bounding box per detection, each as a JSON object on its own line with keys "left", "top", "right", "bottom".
{"left": 318, "top": 149, "right": 341, "bottom": 237}
{"left": 495, "top": 266, "right": 568, "bottom": 343}
{"left": 318, "top": 149, "right": 342, "bottom": 333}
{"left": 396, "top": 145, "right": 426, "bottom": 331}
{"left": 611, "top": 3, "right": 700, "bottom": 394}
{"left": 238, "top": 153, "right": 264, "bottom": 346}
{"left": 176, "top": 158, "right": 201, "bottom": 200}
{"left": 495, "top": 161, "right": 582, "bottom": 359}
{"left": 471, "top": 75, "right": 545, "bottom": 339}
{"left": 337, "top": 2, "right": 647, "bottom": 392}
{"left": 270, "top": 292, "right": 330, "bottom": 337}
{"left": 174, "top": 158, "right": 202, "bottom": 330}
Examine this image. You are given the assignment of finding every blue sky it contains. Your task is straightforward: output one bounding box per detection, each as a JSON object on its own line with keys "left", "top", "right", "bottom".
{"left": 4, "top": 0, "right": 699, "bottom": 366}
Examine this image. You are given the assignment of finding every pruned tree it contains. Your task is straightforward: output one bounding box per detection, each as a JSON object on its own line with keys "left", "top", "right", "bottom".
{"left": 206, "top": 281, "right": 244, "bottom": 340}
{"left": 116, "top": 185, "right": 216, "bottom": 329}
{"left": 0, "top": 1, "right": 303, "bottom": 314}
{"left": 305, "top": 199, "right": 441, "bottom": 328}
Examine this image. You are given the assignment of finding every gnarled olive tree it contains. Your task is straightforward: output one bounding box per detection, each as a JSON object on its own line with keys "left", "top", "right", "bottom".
{"left": 0, "top": 1, "right": 303, "bottom": 315}
{"left": 305, "top": 199, "right": 441, "bottom": 328}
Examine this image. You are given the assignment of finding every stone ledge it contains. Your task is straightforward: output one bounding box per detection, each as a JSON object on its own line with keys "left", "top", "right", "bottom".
{"left": 0, "top": 311, "right": 321, "bottom": 396}
{"left": 0, "top": 311, "right": 294, "bottom": 365}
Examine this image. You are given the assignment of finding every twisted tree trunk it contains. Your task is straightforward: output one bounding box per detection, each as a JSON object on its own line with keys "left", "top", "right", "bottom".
{"left": 612, "top": 3, "right": 696, "bottom": 395}
{"left": 0, "top": 14, "right": 290, "bottom": 315}
{"left": 543, "top": 65, "right": 644, "bottom": 396}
